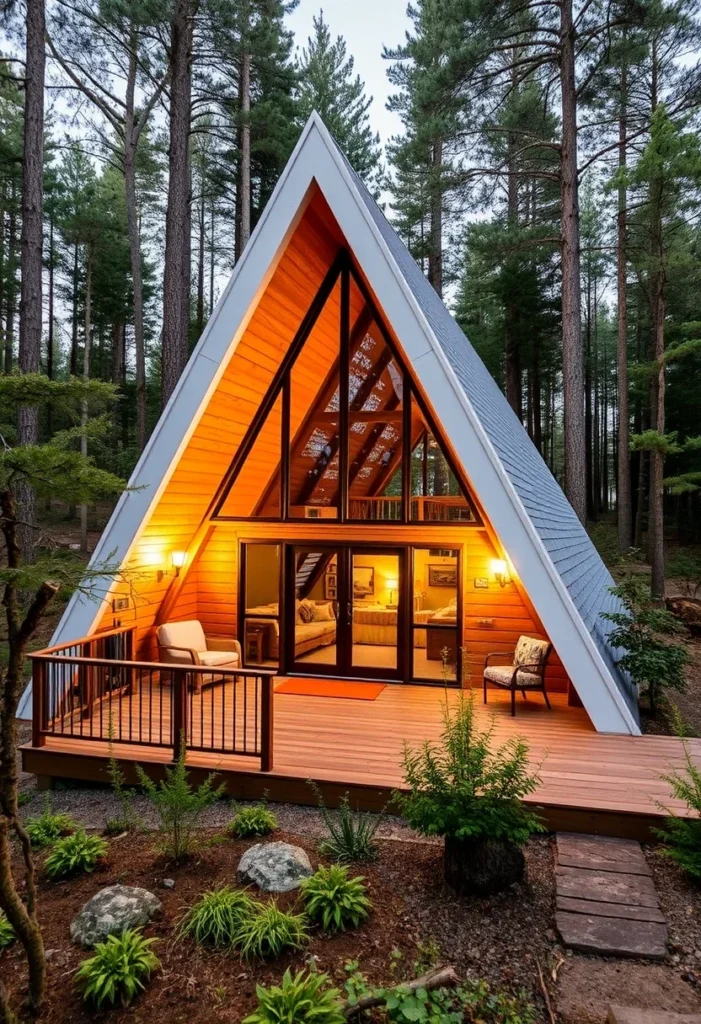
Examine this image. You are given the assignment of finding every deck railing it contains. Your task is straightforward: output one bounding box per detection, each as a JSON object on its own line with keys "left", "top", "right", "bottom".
{"left": 29, "top": 626, "right": 275, "bottom": 771}
{"left": 346, "top": 495, "right": 475, "bottom": 522}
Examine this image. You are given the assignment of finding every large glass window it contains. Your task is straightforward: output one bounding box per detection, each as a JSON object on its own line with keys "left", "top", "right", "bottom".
{"left": 410, "top": 395, "right": 475, "bottom": 522}
{"left": 241, "top": 543, "right": 280, "bottom": 669}
{"left": 412, "top": 547, "right": 459, "bottom": 683}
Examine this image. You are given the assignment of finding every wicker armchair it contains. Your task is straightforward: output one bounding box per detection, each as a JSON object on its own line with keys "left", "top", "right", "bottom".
{"left": 483, "top": 635, "right": 552, "bottom": 717}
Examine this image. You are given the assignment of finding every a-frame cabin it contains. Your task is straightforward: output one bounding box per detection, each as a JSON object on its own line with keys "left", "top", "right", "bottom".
{"left": 27, "top": 114, "right": 700, "bottom": 837}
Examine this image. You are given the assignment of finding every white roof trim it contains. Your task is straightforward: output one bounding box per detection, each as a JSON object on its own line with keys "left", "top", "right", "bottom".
{"left": 21, "top": 113, "right": 639, "bottom": 734}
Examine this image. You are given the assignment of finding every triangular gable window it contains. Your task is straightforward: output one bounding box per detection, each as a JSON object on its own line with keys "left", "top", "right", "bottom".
{"left": 213, "top": 251, "right": 479, "bottom": 526}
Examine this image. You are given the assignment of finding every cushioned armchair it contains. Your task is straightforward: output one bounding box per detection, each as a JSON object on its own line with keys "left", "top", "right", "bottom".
{"left": 483, "top": 635, "right": 552, "bottom": 717}
{"left": 156, "top": 620, "right": 241, "bottom": 692}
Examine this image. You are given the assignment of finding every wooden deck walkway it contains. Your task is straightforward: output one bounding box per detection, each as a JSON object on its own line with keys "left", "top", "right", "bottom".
{"left": 22, "top": 683, "right": 701, "bottom": 840}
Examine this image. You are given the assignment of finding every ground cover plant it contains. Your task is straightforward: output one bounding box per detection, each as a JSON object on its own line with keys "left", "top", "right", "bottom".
{"left": 300, "top": 864, "right": 372, "bottom": 932}
{"left": 75, "top": 928, "right": 160, "bottom": 1009}
{"left": 25, "top": 797, "right": 77, "bottom": 849}
{"left": 0, "top": 910, "right": 15, "bottom": 949}
{"left": 228, "top": 801, "right": 277, "bottom": 838}
{"left": 43, "top": 830, "right": 108, "bottom": 880}
{"left": 656, "top": 746, "right": 701, "bottom": 880}
{"left": 234, "top": 901, "right": 308, "bottom": 960}
{"left": 244, "top": 968, "right": 345, "bottom": 1024}
{"left": 310, "top": 781, "right": 382, "bottom": 862}
{"left": 179, "top": 885, "right": 260, "bottom": 948}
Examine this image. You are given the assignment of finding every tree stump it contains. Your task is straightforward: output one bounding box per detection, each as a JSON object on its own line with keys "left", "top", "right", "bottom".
{"left": 444, "top": 836, "right": 525, "bottom": 896}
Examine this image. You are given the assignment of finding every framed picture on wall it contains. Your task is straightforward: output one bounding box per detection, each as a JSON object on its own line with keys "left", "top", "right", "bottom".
{"left": 428, "top": 564, "right": 458, "bottom": 588}
{"left": 324, "top": 573, "right": 337, "bottom": 599}
{"left": 353, "top": 566, "right": 375, "bottom": 597}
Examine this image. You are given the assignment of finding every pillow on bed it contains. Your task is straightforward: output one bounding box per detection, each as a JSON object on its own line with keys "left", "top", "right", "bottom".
{"left": 312, "top": 601, "right": 335, "bottom": 622}
{"left": 299, "top": 600, "right": 315, "bottom": 623}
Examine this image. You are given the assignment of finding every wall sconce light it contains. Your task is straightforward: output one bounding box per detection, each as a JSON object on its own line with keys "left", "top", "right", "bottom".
{"left": 386, "top": 577, "right": 399, "bottom": 608}
{"left": 490, "top": 558, "right": 510, "bottom": 588}
{"left": 171, "top": 550, "right": 187, "bottom": 577}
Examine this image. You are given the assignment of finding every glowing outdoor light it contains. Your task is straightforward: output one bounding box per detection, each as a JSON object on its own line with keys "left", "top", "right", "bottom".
{"left": 490, "top": 559, "right": 509, "bottom": 588}
{"left": 171, "top": 550, "right": 188, "bottom": 576}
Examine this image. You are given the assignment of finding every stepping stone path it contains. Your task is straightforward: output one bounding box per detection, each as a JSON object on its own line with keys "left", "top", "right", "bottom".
{"left": 555, "top": 833, "right": 668, "bottom": 960}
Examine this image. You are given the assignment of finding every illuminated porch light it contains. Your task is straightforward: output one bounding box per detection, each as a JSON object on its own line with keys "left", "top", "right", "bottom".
{"left": 171, "top": 550, "right": 188, "bottom": 576}
{"left": 490, "top": 558, "right": 509, "bottom": 588}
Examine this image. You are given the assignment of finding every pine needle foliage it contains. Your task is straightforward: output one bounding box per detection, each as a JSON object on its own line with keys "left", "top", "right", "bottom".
{"left": 396, "top": 693, "right": 543, "bottom": 845}
{"left": 25, "top": 796, "right": 77, "bottom": 849}
{"left": 228, "top": 801, "right": 277, "bottom": 838}
{"left": 243, "top": 969, "right": 345, "bottom": 1024}
{"left": 179, "top": 886, "right": 260, "bottom": 948}
{"left": 0, "top": 910, "right": 15, "bottom": 949}
{"left": 300, "top": 864, "right": 372, "bottom": 932}
{"left": 234, "top": 902, "right": 308, "bottom": 960}
{"left": 309, "top": 781, "right": 382, "bottom": 863}
{"left": 44, "top": 830, "right": 108, "bottom": 879}
{"left": 656, "top": 747, "right": 701, "bottom": 880}
{"left": 135, "top": 736, "right": 224, "bottom": 862}
{"left": 75, "top": 929, "right": 160, "bottom": 1009}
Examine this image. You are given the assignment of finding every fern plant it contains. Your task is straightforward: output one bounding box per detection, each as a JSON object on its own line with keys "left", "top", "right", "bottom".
{"left": 244, "top": 969, "right": 345, "bottom": 1024}
{"left": 179, "top": 886, "right": 260, "bottom": 947}
{"left": 0, "top": 910, "right": 15, "bottom": 949}
{"left": 75, "top": 929, "right": 160, "bottom": 1008}
{"left": 309, "top": 781, "right": 381, "bottom": 863}
{"left": 135, "top": 735, "right": 224, "bottom": 862}
{"left": 656, "top": 747, "right": 701, "bottom": 880}
{"left": 44, "top": 830, "right": 108, "bottom": 879}
{"left": 105, "top": 737, "right": 141, "bottom": 834}
{"left": 235, "top": 902, "right": 308, "bottom": 960}
{"left": 300, "top": 864, "right": 372, "bottom": 932}
{"left": 228, "top": 801, "right": 277, "bottom": 838}
{"left": 25, "top": 796, "right": 76, "bottom": 849}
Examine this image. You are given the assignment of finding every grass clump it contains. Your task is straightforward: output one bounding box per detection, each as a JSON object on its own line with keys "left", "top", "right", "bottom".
{"left": 179, "top": 886, "right": 260, "bottom": 948}
{"left": 135, "top": 735, "right": 224, "bottom": 862}
{"left": 0, "top": 910, "right": 15, "bottom": 949}
{"left": 235, "top": 901, "right": 308, "bottom": 960}
{"left": 25, "top": 796, "right": 76, "bottom": 849}
{"left": 309, "top": 781, "right": 381, "bottom": 863}
{"left": 300, "top": 864, "right": 372, "bottom": 933}
{"left": 244, "top": 969, "right": 345, "bottom": 1024}
{"left": 228, "top": 801, "right": 277, "bottom": 838}
{"left": 44, "top": 829, "right": 108, "bottom": 880}
{"left": 75, "top": 929, "right": 159, "bottom": 1009}
{"left": 656, "top": 747, "right": 701, "bottom": 880}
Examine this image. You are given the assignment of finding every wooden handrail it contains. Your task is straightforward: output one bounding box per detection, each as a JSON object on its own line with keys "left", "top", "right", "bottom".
{"left": 29, "top": 651, "right": 275, "bottom": 676}
{"left": 33, "top": 625, "right": 136, "bottom": 657}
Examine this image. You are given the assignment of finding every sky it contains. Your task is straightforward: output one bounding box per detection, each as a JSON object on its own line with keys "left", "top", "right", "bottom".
{"left": 286, "top": 0, "right": 412, "bottom": 148}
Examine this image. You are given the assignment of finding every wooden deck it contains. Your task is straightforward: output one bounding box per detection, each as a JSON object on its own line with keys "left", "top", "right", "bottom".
{"left": 22, "top": 682, "right": 701, "bottom": 840}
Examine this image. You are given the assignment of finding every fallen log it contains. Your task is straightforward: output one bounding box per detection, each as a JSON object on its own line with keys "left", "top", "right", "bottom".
{"left": 343, "top": 965, "right": 460, "bottom": 1019}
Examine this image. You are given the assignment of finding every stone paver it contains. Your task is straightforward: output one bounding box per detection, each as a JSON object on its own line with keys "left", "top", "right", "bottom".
{"left": 608, "top": 1007, "right": 701, "bottom": 1024}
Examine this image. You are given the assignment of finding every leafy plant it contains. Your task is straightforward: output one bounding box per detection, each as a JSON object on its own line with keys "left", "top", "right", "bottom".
{"left": 179, "top": 886, "right": 260, "bottom": 947}
{"left": 656, "top": 747, "right": 701, "bottom": 880}
{"left": 244, "top": 968, "right": 345, "bottom": 1024}
{"left": 75, "top": 928, "right": 160, "bottom": 1009}
{"left": 44, "top": 829, "right": 108, "bottom": 879}
{"left": 235, "top": 902, "right": 308, "bottom": 960}
{"left": 0, "top": 910, "right": 15, "bottom": 949}
{"left": 309, "top": 781, "right": 382, "bottom": 863}
{"left": 105, "top": 736, "right": 141, "bottom": 834}
{"left": 228, "top": 801, "right": 277, "bottom": 838}
{"left": 396, "top": 692, "right": 543, "bottom": 845}
{"left": 135, "top": 735, "right": 224, "bottom": 862}
{"left": 603, "top": 573, "right": 690, "bottom": 714}
{"left": 300, "top": 864, "right": 372, "bottom": 932}
{"left": 25, "top": 795, "right": 76, "bottom": 849}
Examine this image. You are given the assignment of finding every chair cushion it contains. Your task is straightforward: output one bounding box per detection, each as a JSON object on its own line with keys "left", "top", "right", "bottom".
{"left": 198, "top": 650, "right": 239, "bottom": 667}
{"left": 158, "top": 619, "right": 207, "bottom": 652}
{"left": 484, "top": 665, "right": 541, "bottom": 688}
{"left": 514, "top": 635, "right": 549, "bottom": 670}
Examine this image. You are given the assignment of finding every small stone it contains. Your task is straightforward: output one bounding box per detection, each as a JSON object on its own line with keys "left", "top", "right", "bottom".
{"left": 44, "top": 949, "right": 59, "bottom": 961}
{"left": 162, "top": 878, "right": 176, "bottom": 890}
{"left": 546, "top": 928, "right": 558, "bottom": 942}
{"left": 70, "top": 885, "right": 161, "bottom": 948}
{"left": 237, "top": 842, "right": 313, "bottom": 893}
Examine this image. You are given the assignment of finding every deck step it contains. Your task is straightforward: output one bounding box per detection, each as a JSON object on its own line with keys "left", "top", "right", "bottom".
{"left": 608, "top": 1007, "right": 701, "bottom": 1024}
{"left": 555, "top": 833, "right": 668, "bottom": 960}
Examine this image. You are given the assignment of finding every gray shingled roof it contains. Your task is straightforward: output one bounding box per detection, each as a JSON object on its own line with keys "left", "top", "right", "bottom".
{"left": 338, "top": 149, "right": 638, "bottom": 723}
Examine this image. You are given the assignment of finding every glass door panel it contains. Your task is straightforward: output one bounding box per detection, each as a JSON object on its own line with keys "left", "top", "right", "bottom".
{"left": 351, "top": 549, "right": 403, "bottom": 679}
{"left": 241, "top": 543, "right": 280, "bottom": 669}
{"left": 412, "top": 547, "right": 460, "bottom": 684}
{"left": 287, "top": 546, "right": 340, "bottom": 673}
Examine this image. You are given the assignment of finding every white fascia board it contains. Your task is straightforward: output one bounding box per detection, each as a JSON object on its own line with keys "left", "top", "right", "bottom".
{"left": 305, "top": 120, "right": 639, "bottom": 736}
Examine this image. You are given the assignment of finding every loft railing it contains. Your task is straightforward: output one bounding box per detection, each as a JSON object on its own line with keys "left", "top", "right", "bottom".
{"left": 346, "top": 495, "right": 474, "bottom": 522}
{"left": 29, "top": 626, "right": 275, "bottom": 771}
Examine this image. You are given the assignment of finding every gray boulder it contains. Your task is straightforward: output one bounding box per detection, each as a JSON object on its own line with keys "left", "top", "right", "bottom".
{"left": 70, "top": 885, "right": 161, "bottom": 947}
{"left": 237, "top": 841, "right": 313, "bottom": 893}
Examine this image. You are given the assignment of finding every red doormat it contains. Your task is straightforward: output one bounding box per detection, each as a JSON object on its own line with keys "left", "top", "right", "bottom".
{"left": 274, "top": 678, "right": 386, "bottom": 700}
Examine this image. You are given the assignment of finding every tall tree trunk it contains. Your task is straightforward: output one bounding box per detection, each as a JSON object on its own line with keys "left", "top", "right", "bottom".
{"left": 428, "top": 137, "right": 443, "bottom": 297}
{"left": 80, "top": 249, "right": 92, "bottom": 555}
{"left": 4, "top": 194, "right": 16, "bottom": 375}
{"left": 616, "top": 56, "right": 631, "bottom": 549}
{"left": 585, "top": 271, "right": 594, "bottom": 519}
{"left": 532, "top": 342, "right": 542, "bottom": 453}
{"left": 504, "top": 107, "right": 522, "bottom": 419}
{"left": 593, "top": 279, "right": 601, "bottom": 513}
{"left": 209, "top": 196, "right": 215, "bottom": 314}
{"left": 124, "top": 33, "right": 147, "bottom": 451}
{"left": 239, "top": 47, "right": 252, "bottom": 256}
{"left": 161, "top": 0, "right": 193, "bottom": 407}
{"left": 197, "top": 178, "right": 205, "bottom": 335}
{"left": 70, "top": 243, "right": 79, "bottom": 375}
{"left": 559, "top": 0, "right": 586, "bottom": 523}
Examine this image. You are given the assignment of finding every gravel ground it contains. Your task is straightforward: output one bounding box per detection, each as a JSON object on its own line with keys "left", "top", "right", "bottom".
{"left": 646, "top": 844, "right": 701, "bottom": 984}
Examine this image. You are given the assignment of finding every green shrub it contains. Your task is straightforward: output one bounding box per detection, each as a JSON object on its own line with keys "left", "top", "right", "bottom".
{"left": 309, "top": 781, "right": 381, "bottom": 863}
{"left": 179, "top": 886, "right": 260, "bottom": 947}
{"left": 228, "top": 802, "right": 277, "bottom": 838}
{"left": 235, "top": 902, "right": 308, "bottom": 960}
{"left": 244, "top": 969, "right": 345, "bottom": 1024}
{"left": 105, "top": 740, "right": 141, "bottom": 835}
{"left": 396, "top": 693, "right": 542, "bottom": 845}
{"left": 135, "top": 736, "right": 224, "bottom": 862}
{"left": 0, "top": 910, "right": 15, "bottom": 949}
{"left": 603, "top": 574, "right": 689, "bottom": 715}
{"left": 25, "top": 796, "right": 76, "bottom": 849}
{"left": 656, "top": 747, "right": 701, "bottom": 880}
{"left": 300, "top": 864, "right": 372, "bottom": 932}
{"left": 44, "top": 829, "right": 108, "bottom": 879}
{"left": 75, "top": 928, "right": 160, "bottom": 1009}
